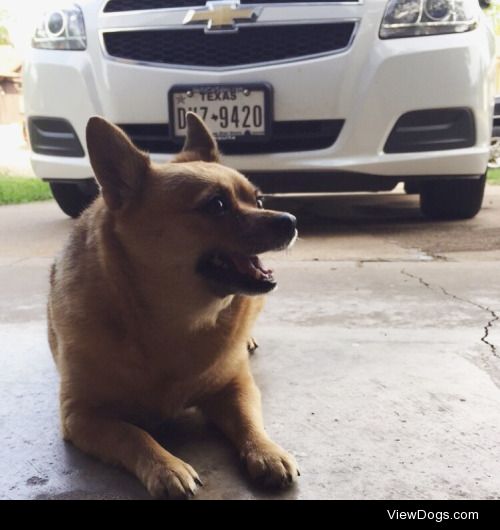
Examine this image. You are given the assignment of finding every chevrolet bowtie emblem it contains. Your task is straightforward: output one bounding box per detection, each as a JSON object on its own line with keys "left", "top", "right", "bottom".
{"left": 183, "top": 1, "right": 261, "bottom": 32}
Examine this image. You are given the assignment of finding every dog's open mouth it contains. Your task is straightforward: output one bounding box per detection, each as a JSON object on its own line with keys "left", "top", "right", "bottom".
{"left": 197, "top": 251, "right": 277, "bottom": 296}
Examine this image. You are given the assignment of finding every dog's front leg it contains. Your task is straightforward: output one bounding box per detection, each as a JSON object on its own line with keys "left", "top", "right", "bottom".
{"left": 62, "top": 407, "right": 202, "bottom": 499}
{"left": 201, "top": 367, "right": 299, "bottom": 488}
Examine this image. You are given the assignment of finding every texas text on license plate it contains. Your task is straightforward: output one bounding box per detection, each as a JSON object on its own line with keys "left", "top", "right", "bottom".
{"left": 169, "top": 84, "right": 272, "bottom": 141}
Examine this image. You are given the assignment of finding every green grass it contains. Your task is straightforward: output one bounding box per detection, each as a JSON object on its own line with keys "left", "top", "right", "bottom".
{"left": 487, "top": 168, "right": 500, "bottom": 185}
{"left": 0, "top": 174, "right": 52, "bottom": 205}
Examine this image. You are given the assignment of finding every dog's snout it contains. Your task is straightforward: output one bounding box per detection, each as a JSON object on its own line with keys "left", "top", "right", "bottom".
{"left": 279, "top": 212, "right": 297, "bottom": 231}
{"left": 241, "top": 211, "right": 297, "bottom": 254}
{"left": 272, "top": 213, "right": 297, "bottom": 239}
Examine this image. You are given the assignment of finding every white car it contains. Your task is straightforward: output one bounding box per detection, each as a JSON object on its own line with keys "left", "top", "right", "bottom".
{"left": 23, "top": 0, "right": 495, "bottom": 219}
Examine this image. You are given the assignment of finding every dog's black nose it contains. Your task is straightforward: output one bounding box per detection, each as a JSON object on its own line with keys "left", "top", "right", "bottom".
{"left": 273, "top": 213, "right": 297, "bottom": 238}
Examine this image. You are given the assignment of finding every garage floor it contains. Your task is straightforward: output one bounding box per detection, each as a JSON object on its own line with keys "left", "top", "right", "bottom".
{"left": 2, "top": 187, "right": 500, "bottom": 500}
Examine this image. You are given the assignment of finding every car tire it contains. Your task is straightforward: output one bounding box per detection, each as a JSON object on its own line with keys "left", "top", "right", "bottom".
{"left": 49, "top": 181, "right": 99, "bottom": 218}
{"left": 419, "top": 174, "right": 486, "bottom": 220}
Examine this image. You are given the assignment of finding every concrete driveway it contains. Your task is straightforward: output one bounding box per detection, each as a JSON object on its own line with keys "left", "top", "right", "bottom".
{"left": 1, "top": 187, "right": 500, "bottom": 500}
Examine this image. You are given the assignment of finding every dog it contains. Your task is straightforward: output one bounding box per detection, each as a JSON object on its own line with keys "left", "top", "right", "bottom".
{"left": 47, "top": 112, "right": 299, "bottom": 499}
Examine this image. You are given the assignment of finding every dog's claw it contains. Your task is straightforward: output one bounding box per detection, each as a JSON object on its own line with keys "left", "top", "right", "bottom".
{"left": 297, "top": 469, "right": 301, "bottom": 476}
{"left": 247, "top": 337, "right": 259, "bottom": 355}
{"left": 195, "top": 477, "right": 204, "bottom": 487}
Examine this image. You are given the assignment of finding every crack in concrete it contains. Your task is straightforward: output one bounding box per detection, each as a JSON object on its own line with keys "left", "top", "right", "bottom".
{"left": 401, "top": 269, "right": 499, "bottom": 358}
{"left": 425, "top": 252, "right": 449, "bottom": 262}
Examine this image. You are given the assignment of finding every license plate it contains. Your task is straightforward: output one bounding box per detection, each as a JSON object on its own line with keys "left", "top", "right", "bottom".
{"left": 169, "top": 84, "right": 272, "bottom": 141}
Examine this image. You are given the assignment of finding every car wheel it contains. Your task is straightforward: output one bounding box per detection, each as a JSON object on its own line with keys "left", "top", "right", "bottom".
{"left": 419, "top": 174, "right": 486, "bottom": 220}
{"left": 49, "top": 181, "right": 99, "bottom": 218}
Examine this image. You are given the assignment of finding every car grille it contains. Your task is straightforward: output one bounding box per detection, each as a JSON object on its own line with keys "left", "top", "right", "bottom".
{"left": 118, "top": 120, "right": 344, "bottom": 154}
{"left": 103, "top": 0, "right": 358, "bottom": 12}
{"left": 103, "top": 22, "right": 356, "bottom": 68}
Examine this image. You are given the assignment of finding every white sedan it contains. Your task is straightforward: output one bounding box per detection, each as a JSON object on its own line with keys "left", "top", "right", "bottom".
{"left": 23, "top": 0, "right": 496, "bottom": 219}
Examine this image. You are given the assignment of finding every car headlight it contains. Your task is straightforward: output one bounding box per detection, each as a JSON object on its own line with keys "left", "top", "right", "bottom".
{"left": 380, "top": 0, "right": 478, "bottom": 39}
{"left": 32, "top": 4, "right": 86, "bottom": 50}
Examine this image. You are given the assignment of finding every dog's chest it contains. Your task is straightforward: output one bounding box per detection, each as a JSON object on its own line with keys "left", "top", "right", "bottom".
{"left": 117, "top": 336, "right": 246, "bottom": 420}
{"left": 91, "top": 295, "right": 256, "bottom": 421}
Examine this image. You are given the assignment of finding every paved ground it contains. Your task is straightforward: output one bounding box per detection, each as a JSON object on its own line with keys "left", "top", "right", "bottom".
{"left": 2, "top": 188, "right": 500, "bottom": 500}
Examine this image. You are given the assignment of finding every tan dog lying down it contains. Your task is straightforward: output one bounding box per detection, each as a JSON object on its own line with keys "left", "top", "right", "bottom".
{"left": 47, "top": 112, "right": 299, "bottom": 499}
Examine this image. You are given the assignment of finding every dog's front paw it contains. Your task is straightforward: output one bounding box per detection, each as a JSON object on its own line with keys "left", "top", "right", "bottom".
{"left": 241, "top": 440, "right": 299, "bottom": 489}
{"left": 141, "top": 457, "right": 202, "bottom": 500}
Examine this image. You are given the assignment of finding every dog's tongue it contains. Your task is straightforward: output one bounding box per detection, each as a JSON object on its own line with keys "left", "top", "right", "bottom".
{"left": 229, "top": 253, "right": 273, "bottom": 280}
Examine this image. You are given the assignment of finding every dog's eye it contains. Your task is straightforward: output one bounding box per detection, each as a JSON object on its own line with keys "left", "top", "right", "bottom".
{"left": 256, "top": 197, "right": 264, "bottom": 209}
{"left": 204, "top": 195, "right": 229, "bottom": 216}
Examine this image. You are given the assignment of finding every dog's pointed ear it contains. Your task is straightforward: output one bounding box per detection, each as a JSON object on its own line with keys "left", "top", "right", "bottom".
{"left": 173, "top": 112, "right": 220, "bottom": 163}
{"left": 86, "top": 116, "right": 150, "bottom": 210}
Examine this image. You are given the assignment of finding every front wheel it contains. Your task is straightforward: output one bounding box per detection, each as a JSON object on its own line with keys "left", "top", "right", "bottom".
{"left": 419, "top": 174, "right": 486, "bottom": 220}
{"left": 49, "top": 181, "right": 99, "bottom": 218}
